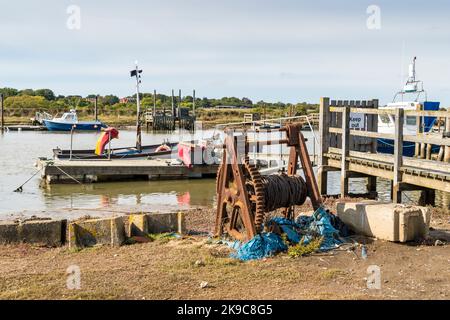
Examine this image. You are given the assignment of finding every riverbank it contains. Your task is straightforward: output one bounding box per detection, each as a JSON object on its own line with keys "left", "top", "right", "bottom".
{"left": 0, "top": 200, "right": 448, "bottom": 300}
{"left": 1, "top": 107, "right": 311, "bottom": 129}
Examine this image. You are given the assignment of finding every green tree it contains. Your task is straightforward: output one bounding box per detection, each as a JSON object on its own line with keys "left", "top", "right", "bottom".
{"left": 35, "top": 89, "right": 55, "bottom": 101}
{"left": 19, "top": 89, "right": 35, "bottom": 96}
{"left": 5, "top": 95, "right": 49, "bottom": 109}
{"left": 103, "top": 95, "right": 120, "bottom": 106}
{"left": 0, "top": 87, "right": 19, "bottom": 98}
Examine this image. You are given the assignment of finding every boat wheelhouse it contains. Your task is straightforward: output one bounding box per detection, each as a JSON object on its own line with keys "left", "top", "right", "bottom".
{"left": 377, "top": 57, "right": 440, "bottom": 156}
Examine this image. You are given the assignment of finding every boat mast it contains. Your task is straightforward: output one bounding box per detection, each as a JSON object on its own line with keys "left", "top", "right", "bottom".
{"left": 131, "top": 61, "right": 143, "bottom": 151}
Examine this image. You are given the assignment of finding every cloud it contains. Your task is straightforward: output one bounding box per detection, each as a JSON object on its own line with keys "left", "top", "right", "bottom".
{"left": 0, "top": 0, "right": 449, "bottom": 105}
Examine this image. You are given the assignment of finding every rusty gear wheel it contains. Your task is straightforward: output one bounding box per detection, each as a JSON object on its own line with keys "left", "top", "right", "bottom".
{"left": 242, "top": 158, "right": 266, "bottom": 232}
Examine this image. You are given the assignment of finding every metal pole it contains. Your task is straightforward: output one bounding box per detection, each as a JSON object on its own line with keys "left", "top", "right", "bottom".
{"left": 108, "top": 130, "right": 112, "bottom": 160}
{"left": 70, "top": 126, "right": 75, "bottom": 161}
{"left": 135, "top": 63, "right": 142, "bottom": 151}
{"left": 193, "top": 90, "right": 196, "bottom": 117}
{"left": 1, "top": 93, "right": 4, "bottom": 132}
{"left": 179, "top": 89, "right": 182, "bottom": 119}
{"left": 171, "top": 89, "right": 175, "bottom": 116}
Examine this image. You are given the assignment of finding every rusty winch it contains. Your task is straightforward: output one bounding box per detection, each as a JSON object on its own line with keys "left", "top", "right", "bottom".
{"left": 215, "top": 123, "right": 323, "bottom": 241}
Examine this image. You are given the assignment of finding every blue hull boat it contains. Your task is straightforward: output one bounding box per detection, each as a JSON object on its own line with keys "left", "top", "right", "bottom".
{"left": 43, "top": 119, "right": 107, "bottom": 131}
{"left": 42, "top": 110, "right": 107, "bottom": 131}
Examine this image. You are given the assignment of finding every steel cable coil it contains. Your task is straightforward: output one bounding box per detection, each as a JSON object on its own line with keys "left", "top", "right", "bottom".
{"left": 260, "top": 174, "right": 308, "bottom": 212}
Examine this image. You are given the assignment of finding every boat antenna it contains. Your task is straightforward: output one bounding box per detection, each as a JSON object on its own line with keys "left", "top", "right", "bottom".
{"left": 131, "top": 60, "right": 143, "bottom": 151}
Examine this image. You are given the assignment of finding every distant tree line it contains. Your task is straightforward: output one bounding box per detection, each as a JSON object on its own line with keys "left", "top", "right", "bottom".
{"left": 0, "top": 87, "right": 319, "bottom": 115}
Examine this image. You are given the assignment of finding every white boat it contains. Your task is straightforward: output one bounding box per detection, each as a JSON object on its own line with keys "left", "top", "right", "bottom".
{"left": 377, "top": 57, "right": 440, "bottom": 156}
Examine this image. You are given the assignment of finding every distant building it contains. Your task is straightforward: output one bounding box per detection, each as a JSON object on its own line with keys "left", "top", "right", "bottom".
{"left": 214, "top": 105, "right": 252, "bottom": 109}
{"left": 120, "top": 97, "right": 136, "bottom": 104}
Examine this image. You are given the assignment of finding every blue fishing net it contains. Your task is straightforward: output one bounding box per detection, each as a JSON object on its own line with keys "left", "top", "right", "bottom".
{"left": 229, "top": 207, "right": 344, "bottom": 261}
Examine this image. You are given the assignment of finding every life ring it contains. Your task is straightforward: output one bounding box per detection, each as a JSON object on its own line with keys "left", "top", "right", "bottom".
{"left": 155, "top": 144, "right": 171, "bottom": 153}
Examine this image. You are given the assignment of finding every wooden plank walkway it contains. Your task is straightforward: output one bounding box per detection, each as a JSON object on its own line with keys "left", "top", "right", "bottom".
{"left": 318, "top": 97, "right": 450, "bottom": 206}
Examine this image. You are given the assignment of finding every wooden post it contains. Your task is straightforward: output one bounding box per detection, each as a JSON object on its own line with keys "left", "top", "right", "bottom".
{"left": 171, "top": 89, "right": 175, "bottom": 117}
{"left": 318, "top": 97, "right": 330, "bottom": 195}
{"left": 415, "top": 105, "right": 422, "bottom": 157}
{"left": 367, "top": 99, "right": 378, "bottom": 196}
{"left": 153, "top": 90, "right": 156, "bottom": 117}
{"left": 0, "top": 93, "right": 4, "bottom": 132}
{"left": 426, "top": 144, "right": 432, "bottom": 160}
{"left": 445, "top": 117, "right": 450, "bottom": 163}
{"left": 393, "top": 108, "right": 404, "bottom": 204}
{"left": 340, "top": 105, "right": 350, "bottom": 198}
{"left": 420, "top": 143, "right": 426, "bottom": 159}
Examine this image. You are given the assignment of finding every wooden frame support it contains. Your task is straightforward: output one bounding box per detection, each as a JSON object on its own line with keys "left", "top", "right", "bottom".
{"left": 392, "top": 108, "right": 404, "bottom": 204}
{"left": 340, "top": 105, "right": 350, "bottom": 198}
{"left": 318, "top": 97, "right": 330, "bottom": 195}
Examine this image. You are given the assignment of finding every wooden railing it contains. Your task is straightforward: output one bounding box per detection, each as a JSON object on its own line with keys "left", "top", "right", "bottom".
{"left": 318, "top": 97, "right": 450, "bottom": 203}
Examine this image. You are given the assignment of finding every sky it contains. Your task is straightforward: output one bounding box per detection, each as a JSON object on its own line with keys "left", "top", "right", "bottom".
{"left": 0, "top": 0, "right": 449, "bottom": 105}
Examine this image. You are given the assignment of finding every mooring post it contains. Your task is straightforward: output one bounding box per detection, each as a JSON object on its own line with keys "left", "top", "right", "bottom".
{"left": 153, "top": 90, "right": 156, "bottom": 117}
{"left": 0, "top": 93, "right": 4, "bottom": 133}
{"left": 318, "top": 97, "right": 330, "bottom": 195}
{"left": 393, "top": 108, "right": 404, "bottom": 203}
{"left": 340, "top": 105, "right": 350, "bottom": 198}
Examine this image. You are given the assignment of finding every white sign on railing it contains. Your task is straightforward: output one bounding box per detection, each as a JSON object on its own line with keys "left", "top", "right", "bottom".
{"left": 350, "top": 113, "right": 365, "bottom": 129}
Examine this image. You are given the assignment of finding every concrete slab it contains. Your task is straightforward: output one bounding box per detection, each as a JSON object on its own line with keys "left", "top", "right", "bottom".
{"left": 69, "top": 216, "right": 125, "bottom": 248}
{"left": 0, "top": 220, "right": 64, "bottom": 246}
{"left": 147, "top": 212, "right": 185, "bottom": 234}
{"left": 19, "top": 220, "right": 65, "bottom": 247}
{"left": 0, "top": 221, "right": 19, "bottom": 244}
{"left": 337, "top": 201, "right": 431, "bottom": 242}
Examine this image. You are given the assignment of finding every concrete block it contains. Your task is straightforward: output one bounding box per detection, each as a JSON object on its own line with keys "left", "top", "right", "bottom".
{"left": 337, "top": 201, "right": 431, "bottom": 242}
{"left": 177, "top": 212, "right": 186, "bottom": 235}
{"left": 19, "top": 220, "right": 65, "bottom": 247}
{"left": 69, "top": 217, "right": 125, "bottom": 248}
{"left": 0, "top": 222, "right": 19, "bottom": 244}
{"left": 146, "top": 212, "right": 185, "bottom": 234}
{"left": 127, "top": 214, "right": 148, "bottom": 237}
{"left": 0, "top": 220, "right": 64, "bottom": 246}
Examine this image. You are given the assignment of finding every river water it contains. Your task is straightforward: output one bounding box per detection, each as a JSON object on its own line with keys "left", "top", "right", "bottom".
{"left": 0, "top": 129, "right": 444, "bottom": 220}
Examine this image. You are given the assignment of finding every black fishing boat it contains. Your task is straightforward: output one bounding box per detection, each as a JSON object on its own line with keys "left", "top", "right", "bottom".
{"left": 53, "top": 142, "right": 178, "bottom": 160}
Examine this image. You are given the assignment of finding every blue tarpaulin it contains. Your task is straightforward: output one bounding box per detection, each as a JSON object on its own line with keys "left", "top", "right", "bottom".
{"left": 229, "top": 207, "right": 344, "bottom": 261}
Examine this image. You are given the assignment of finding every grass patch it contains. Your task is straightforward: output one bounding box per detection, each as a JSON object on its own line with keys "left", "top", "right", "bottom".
{"left": 320, "top": 269, "right": 345, "bottom": 280}
{"left": 287, "top": 237, "right": 323, "bottom": 258}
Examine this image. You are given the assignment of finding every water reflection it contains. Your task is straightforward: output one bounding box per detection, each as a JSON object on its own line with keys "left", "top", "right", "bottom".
{"left": 0, "top": 129, "right": 447, "bottom": 219}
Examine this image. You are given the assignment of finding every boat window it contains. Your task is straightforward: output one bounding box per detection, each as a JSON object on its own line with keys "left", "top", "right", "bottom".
{"left": 406, "top": 116, "right": 416, "bottom": 126}
{"left": 379, "top": 114, "right": 390, "bottom": 124}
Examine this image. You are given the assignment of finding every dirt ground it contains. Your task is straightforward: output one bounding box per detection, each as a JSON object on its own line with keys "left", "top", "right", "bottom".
{"left": 0, "top": 200, "right": 449, "bottom": 300}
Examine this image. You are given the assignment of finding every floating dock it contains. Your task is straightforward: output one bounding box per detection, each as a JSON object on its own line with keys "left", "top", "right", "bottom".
{"left": 37, "top": 158, "right": 218, "bottom": 184}
{"left": 7, "top": 125, "right": 47, "bottom": 131}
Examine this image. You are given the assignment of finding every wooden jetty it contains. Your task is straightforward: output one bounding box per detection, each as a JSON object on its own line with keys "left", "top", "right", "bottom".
{"left": 37, "top": 158, "right": 218, "bottom": 184}
{"left": 145, "top": 89, "right": 196, "bottom": 132}
{"left": 318, "top": 97, "right": 450, "bottom": 207}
